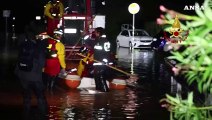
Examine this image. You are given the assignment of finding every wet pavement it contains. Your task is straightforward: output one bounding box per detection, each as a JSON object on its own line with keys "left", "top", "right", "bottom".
{"left": 0, "top": 47, "right": 172, "bottom": 120}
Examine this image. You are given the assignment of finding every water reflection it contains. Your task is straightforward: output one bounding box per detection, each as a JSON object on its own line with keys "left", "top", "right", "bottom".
{"left": 0, "top": 44, "right": 176, "bottom": 120}
{"left": 3, "top": 47, "right": 170, "bottom": 120}
{"left": 116, "top": 48, "right": 154, "bottom": 84}
{"left": 47, "top": 48, "right": 170, "bottom": 120}
{"left": 92, "top": 93, "right": 111, "bottom": 120}
{"left": 122, "top": 89, "right": 138, "bottom": 119}
{"left": 116, "top": 48, "right": 153, "bottom": 67}
{"left": 47, "top": 88, "right": 145, "bottom": 119}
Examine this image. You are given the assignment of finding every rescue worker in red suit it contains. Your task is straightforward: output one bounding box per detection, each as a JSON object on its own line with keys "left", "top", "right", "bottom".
{"left": 44, "top": 29, "right": 66, "bottom": 91}
{"left": 44, "top": 0, "right": 64, "bottom": 36}
{"left": 93, "top": 27, "right": 112, "bottom": 92}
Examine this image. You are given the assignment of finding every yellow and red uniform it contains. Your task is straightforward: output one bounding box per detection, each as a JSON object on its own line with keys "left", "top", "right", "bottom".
{"left": 44, "top": 0, "right": 64, "bottom": 35}
{"left": 77, "top": 50, "right": 94, "bottom": 77}
{"left": 44, "top": 39, "right": 66, "bottom": 76}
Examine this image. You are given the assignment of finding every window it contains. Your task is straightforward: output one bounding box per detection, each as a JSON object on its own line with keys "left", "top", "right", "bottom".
{"left": 129, "top": 30, "right": 149, "bottom": 36}
{"left": 121, "top": 30, "right": 129, "bottom": 36}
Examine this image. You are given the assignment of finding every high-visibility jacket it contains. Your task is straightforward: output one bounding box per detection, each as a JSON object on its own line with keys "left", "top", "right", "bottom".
{"left": 44, "top": 1, "right": 64, "bottom": 35}
{"left": 44, "top": 39, "right": 66, "bottom": 76}
{"left": 93, "top": 35, "right": 111, "bottom": 66}
{"left": 44, "top": 1, "right": 64, "bottom": 19}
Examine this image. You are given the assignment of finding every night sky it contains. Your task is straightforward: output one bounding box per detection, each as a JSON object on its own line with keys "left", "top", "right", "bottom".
{"left": 0, "top": 0, "right": 204, "bottom": 33}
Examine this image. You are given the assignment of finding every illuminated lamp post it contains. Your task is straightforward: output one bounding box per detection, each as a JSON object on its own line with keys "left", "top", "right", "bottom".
{"left": 128, "top": 3, "right": 140, "bottom": 74}
{"left": 128, "top": 3, "right": 140, "bottom": 40}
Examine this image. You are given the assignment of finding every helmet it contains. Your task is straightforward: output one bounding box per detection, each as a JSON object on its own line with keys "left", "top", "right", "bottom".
{"left": 53, "top": 29, "right": 63, "bottom": 36}
{"left": 95, "top": 27, "right": 105, "bottom": 36}
{"left": 53, "top": 29, "right": 63, "bottom": 41}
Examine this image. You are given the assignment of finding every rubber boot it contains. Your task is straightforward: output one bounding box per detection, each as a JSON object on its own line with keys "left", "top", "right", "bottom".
{"left": 99, "top": 75, "right": 109, "bottom": 92}
{"left": 94, "top": 73, "right": 101, "bottom": 90}
{"left": 50, "top": 76, "right": 57, "bottom": 91}
{"left": 94, "top": 66, "right": 102, "bottom": 91}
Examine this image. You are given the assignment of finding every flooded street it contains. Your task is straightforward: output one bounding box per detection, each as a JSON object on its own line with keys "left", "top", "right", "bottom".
{"left": 1, "top": 0, "right": 208, "bottom": 119}
{"left": 0, "top": 47, "right": 171, "bottom": 120}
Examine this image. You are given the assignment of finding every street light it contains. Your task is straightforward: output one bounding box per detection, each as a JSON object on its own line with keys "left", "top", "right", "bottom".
{"left": 128, "top": 3, "right": 140, "bottom": 40}
{"left": 128, "top": 3, "right": 140, "bottom": 14}
{"left": 128, "top": 3, "right": 140, "bottom": 74}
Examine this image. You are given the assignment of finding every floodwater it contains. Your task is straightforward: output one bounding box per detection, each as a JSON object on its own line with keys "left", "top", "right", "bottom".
{"left": 0, "top": 47, "right": 172, "bottom": 120}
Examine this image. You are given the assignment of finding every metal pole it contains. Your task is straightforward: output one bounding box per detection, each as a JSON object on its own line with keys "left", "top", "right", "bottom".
{"left": 131, "top": 14, "right": 135, "bottom": 74}
{"left": 132, "top": 14, "right": 135, "bottom": 38}
{"left": 131, "top": 48, "right": 134, "bottom": 74}
{"left": 128, "top": 2, "right": 139, "bottom": 75}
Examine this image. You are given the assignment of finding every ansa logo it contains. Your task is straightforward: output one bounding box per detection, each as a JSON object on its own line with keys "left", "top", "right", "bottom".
{"left": 164, "top": 15, "right": 189, "bottom": 44}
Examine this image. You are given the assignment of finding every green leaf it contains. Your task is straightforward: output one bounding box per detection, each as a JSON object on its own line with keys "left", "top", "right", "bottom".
{"left": 195, "top": 2, "right": 206, "bottom": 19}
{"left": 165, "top": 14, "right": 173, "bottom": 21}
{"left": 203, "top": 56, "right": 212, "bottom": 65}
{"left": 203, "top": 83, "right": 209, "bottom": 92}
{"left": 189, "top": 20, "right": 206, "bottom": 27}
{"left": 169, "top": 52, "right": 185, "bottom": 63}
{"left": 187, "top": 92, "right": 194, "bottom": 107}
{"left": 166, "top": 94, "right": 180, "bottom": 104}
{"left": 198, "top": 27, "right": 211, "bottom": 38}
{"left": 187, "top": 73, "right": 196, "bottom": 85}
{"left": 188, "top": 26, "right": 206, "bottom": 38}
{"left": 203, "top": 0, "right": 212, "bottom": 21}
{"left": 203, "top": 67, "right": 211, "bottom": 82}
{"left": 161, "top": 2, "right": 212, "bottom": 119}
{"left": 196, "top": 55, "right": 204, "bottom": 68}
{"left": 179, "top": 115, "right": 185, "bottom": 120}
{"left": 192, "top": 36, "right": 206, "bottom": 43}
{"left": 205, "top": 73, "right": 212, "bottom": 93}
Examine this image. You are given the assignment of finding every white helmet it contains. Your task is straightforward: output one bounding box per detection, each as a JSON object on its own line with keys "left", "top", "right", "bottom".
{"left": 53, "top": 29, "right": 63, "bottom": 35}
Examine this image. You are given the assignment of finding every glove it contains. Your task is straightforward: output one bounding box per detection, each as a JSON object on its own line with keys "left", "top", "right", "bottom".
{"left": 79, "top": 46, "right": 88, "bottom": 54}
{"left": 60, "top": 69, "right": 67, "bottom": 76}
{"left": 60, "top": 68, "right": 66, "bottom": 73}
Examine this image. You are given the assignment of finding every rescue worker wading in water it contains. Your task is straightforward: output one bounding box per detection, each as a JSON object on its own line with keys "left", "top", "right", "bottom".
{"left": 93, "top": 27, "right": 112, "bottom": 92}
{"left": 44, "top": 0, "right": 64, "bottom": 36}
{"left": 44, "top": 29, "right": 66, "bottom": 91}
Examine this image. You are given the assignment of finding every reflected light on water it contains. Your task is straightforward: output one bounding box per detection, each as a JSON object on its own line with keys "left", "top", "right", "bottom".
{"left": 122, "top": 89, "right": 138, "bottom": 119}
{"left": 45, "top": 48, "right": 170, "bottom": 120}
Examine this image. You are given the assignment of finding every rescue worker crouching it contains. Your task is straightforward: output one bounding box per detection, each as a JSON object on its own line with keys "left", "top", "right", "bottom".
{"left": 44, "top": 28, "right": 66, "bottom": 91}
{"left": 77, "top": 46, "right": 94, "bottom": 78}
{"left": 93, "top": 27, "right": 112, "bottom": 92}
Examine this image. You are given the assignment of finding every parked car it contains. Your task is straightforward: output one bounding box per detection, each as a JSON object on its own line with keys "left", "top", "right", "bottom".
{"left": 116, "top": 29, "right": 156, "bottom": 49}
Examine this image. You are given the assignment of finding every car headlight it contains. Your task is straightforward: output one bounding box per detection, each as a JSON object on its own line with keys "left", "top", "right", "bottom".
{"left": 153, "top": 38, "right": 157, "bottom": 41}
